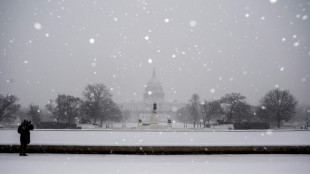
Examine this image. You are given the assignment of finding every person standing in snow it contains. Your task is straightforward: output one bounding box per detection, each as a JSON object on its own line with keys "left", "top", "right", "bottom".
{"left": 17, "top": 120, "right": 34, "bottom": 156}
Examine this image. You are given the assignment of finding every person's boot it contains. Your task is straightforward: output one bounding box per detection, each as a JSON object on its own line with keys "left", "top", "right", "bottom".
{"left": 22, "top": 153, "right": 28, "bottom": 156}
{"left": 19, "top": 153, "right": 23, "bottom": 156}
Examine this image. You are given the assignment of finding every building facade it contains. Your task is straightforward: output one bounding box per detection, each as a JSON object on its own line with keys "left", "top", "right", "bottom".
{"left": 120, "top": 68, "right": 186, "bottom": 122}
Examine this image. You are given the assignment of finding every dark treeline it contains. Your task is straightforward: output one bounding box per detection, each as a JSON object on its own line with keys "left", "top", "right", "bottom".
{"left": 0, "top": 86, "right": 309, "bottom": 129}
{"left": 177, "top": 88, "right": 307, "bottom": 129}
{"left": 0, "top": 83, "right": 122, "bottom": 128}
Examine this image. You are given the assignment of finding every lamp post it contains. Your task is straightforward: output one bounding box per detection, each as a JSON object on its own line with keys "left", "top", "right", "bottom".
{"left": 306, "top": 109, "right": 310, "bottom": 129}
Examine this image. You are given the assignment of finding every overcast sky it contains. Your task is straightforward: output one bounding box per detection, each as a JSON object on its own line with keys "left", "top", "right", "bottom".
{"left": 0, "top": 0, "right": 310, "bottom": 107}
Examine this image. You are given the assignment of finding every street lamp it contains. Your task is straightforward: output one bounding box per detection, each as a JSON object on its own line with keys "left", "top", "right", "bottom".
{"left": 306, "top": 109, "right": 310, "bottom": 129}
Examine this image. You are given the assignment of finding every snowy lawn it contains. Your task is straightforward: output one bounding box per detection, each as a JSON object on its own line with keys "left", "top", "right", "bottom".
{"left": 1, "top": 129, "right": 309, "bottom": 146}
{"left": 0, "top": 153, "right": 309, "bottom": 174}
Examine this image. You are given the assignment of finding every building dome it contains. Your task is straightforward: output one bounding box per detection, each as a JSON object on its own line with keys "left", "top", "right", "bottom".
{"left": 143, "top": 68, "right": 165, "bottom": 103}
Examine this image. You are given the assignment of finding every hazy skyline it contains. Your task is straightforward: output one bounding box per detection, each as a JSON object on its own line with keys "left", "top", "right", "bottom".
{"left": 1, "top": 0, "right": 310, "bottom": 107}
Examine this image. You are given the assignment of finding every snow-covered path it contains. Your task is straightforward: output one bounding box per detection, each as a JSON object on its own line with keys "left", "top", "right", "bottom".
{"left": 0, "top": 153, "right": 309, "bottom": 174}
{"left": 1, "top": 130, "right": 310, "bottom": 146}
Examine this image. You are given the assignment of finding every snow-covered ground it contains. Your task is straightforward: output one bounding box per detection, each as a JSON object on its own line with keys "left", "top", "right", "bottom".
{"left": 1, "top": 129, "right": 309, "bottom": 146}
{"left": 0, "top": 153, "right": 309, "bottom": 174}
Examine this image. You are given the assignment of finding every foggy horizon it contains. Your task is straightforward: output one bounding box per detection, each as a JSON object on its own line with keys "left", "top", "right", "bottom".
{"left": 1, "top": 0, "right": 310, "bottom": 108}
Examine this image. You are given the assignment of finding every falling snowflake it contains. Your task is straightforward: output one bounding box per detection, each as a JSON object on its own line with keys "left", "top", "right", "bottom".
{"left": 24, "top": 60, "right": 28, "bottom": 64}
{"left": 189, "top": 20, "right": 197, "bottom": 27}
{"left": 148, "top": 58, "right": 152, "bottom": 64}
{"left": 148, "top": 91, "right": 152, "bottom": 95}
{"left": 302, "top": 15, "right": 308, "bottom": 20}
{"left": 45, "top": 33, "right": 50, "bottom": 38}
{"left": 269, "top": 0, "right": 277, "bottom": 4}
{"left": 172, "top": 54, "right": 176, "bottom": 58}
{"left": 280, "top": 67, "right": 285, "bottom": 71}
{"left": 281, "top": 38, "right": 286, "bottom": 42}
{"left": 266, "top": 130, "right": 273, "bottom": 136}
{"left": 245, "top": 14, "right": 250, "bottom": 18}
{"left": 275, "top": 84, "right": 279, "bottom": 88}
{"left": 89, "top": 38, "right": 95, "bottom": 44}
{"left": 144, "top": 35, "right": 149, "bottom": 40}
{"left": 210, "top": 88, "right": 215, "bottom": 93}
{"left": 33, "top": 22, "right": 42, "bottom": 30}
{"left": 164, "top": 18, "right": 170, "bottom": 23}
{"left": 293, "top": 42, "right": 300, "bottom": 47}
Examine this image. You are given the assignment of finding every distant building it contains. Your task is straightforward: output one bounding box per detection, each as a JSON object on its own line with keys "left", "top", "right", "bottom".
{"left": 119, "top": 68, "right": 186, "bottom": 122}
{"left": 143, "top": 68, "right": 165, "bottom": 103}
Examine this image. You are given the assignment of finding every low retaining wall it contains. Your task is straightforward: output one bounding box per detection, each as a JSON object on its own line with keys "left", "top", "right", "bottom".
{"left": 1, "top": 145, "right": 309, "bottom": 154}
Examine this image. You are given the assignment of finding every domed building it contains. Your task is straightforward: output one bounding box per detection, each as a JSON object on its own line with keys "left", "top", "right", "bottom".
{"left": 119, "top": 68, "right": 185, "bottom": 122}
{"left": 143, "top": 68, "right": 165, "bottom": 104}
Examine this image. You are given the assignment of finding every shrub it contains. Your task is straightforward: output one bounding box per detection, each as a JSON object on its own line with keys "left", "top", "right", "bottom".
{"left": 233, "top": 122, "right": 269, "bottom": 129}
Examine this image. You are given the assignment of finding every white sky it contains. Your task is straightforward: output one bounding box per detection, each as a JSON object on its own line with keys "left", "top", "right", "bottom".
{"left": 0, "top": 0, "right": 310, "bottom": 107}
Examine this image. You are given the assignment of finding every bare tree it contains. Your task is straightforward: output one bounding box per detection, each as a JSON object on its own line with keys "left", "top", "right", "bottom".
{"left": 46, "top": 99, "right": 61, "bottom": 124}
{"left": 220, "top": 93, "right": 251, "bottom": 123}
{"left": 63, "top": 95, "right": 81, "bottom": 124}
{"left": 103, "top": 100, "right": 122, "bottom": 123}
{"left": 260, "top": 88, "right": 298, "bottom": 128}
{"left": 45, "top": 95, "right": 66, "bottom": 124}
{"left": 46, "top": 94, "right": 81, "bottom": 124}
{"left": 79, "top": 100, "right": 93, "bottom": 124}
{"left": 0, "top": 94, "right": 20, "bottom": 122}
{"left": 82, "top": 83, "right": 112, "bottom": 124}
{"left": 28, "top": 104, "right": 41, "bottom": 127}
{"left": 189, "top": 94, "right": 201, "bottom": 128}
{"left": 201, "top": 100, "right": 222, "bottom": 127}
{"left": 256, "top": 106, "right": 267, "bottom": 122}
{"left": 176, "top": 105, "right": 191, "bottom": 123}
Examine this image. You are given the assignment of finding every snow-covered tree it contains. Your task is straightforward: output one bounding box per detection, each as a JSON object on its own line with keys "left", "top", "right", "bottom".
{"left": 82, "top": 83, "right": 112, "bottom": 125}
{"left": 27, "top": 104, "right": 41, "bottom": 127}
{"left": 189, "top": 94, "right": 201, "bottom": 128}
{"left": 46, "top": 94, "right": 81, "bottom": 125}
{"left": 220, "top": 93, "right": 251, "bottom": 123}
{"left": 260, "top": 89, "right": 298, "bottom": 128}
{"left": 0, "top": 94, "right": 20, "bottom": 123}
{"left": 201, "top": 100, "right": 222, "bottom": 127}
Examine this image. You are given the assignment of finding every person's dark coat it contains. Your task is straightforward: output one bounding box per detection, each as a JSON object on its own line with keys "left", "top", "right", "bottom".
{"left": 18, "top": 121, "right": 34, "bottom": 145}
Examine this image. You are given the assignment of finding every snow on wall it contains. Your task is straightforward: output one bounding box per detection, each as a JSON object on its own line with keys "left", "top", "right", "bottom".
{"left": 1, "top": 130, "right": 309, "bottom": 146}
